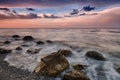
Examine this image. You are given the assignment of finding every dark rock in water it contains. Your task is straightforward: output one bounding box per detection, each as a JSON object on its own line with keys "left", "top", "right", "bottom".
{"left": 34, "top": 52, "right": 69, "bottom": 76}
{"left": 4, "top": 41, "right": 11, "bottom": 44}
{"left": 58, "top": 49, "right": 72, "bottom": 57}
{"left": 115, "top": 67, "right": 120, "bottom": 73}
{"left": 46, "top": 40, "right": 53, "bottom": 43}
{"left": 73, "top": 64, "right": 87, "bottom": 71}
{"left": 0, "top": 48, "right": 12, "bottom": 54}
{"left": 15, "top": 47, "right": 22, "bottom": 50}
{"left": 12, "top": 35, "right": 20, "bottom": 38}
{"left": 62, "top": 70, "right": 90, "bottom": 80}
{"left": 21, "top": 44, "right": 29, "bottom": 47}
{"left": 36, "top": 41, "right": 45, "bottom": 45}
{"left": 114, "top": 64, "right": 120, "bottom": 73}
{"left": 27, "top": 48, "right": 41, "bottom": 54}
{"left": 23, "top": 36, "right": 34, "bottom": 41}
{"left": 86, "top": 51, "right": 105, "bottom": 61}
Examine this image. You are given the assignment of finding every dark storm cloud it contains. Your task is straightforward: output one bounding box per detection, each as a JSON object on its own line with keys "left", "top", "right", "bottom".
{"left": 0, "top": 8, "right": 10, "bottom": 11}
{"left": 70, "top": 9, "right": 79, "bottom": 15}
{"left": 0, "top": 0, "right": 119, "bottom": 7}
{"left": 82, "top": 5, "right": 95, "bottom": 11}
{"left": 26, "top": 8, "right": 35, "bottom": 11}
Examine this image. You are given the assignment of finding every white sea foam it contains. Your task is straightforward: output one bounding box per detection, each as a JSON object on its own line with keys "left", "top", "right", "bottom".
{"left": 0, "top": 29, "right": 120, "bottom": 80}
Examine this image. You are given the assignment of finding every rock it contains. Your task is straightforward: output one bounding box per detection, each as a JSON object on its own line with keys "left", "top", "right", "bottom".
{"left": 46, "top": 40, "right": 53, "bottom": 43}
{"left": 58, "top": 49, "right": 72, "bottom": 57}
{"left": 21, "top": 44, "right": 29, "bottom": 47}
{"left": 34, "top": 52, "right": 69, "bottom": 76}
{"left": 4, "top": 41, "right": 10, "bottom": 44}
{"left": 15, "top": 47, "right": 22, "bottom": 50}
{"left": 73, "top": 64, "right": 87, "bottom": 71}
{"left": 36, "top": 41, "right": 45, "bottom": 45}
{"left": 62, "top": 70, "right": 90, "bottom": 80}
{"left": 27, "top": 48, "right": 41, "bottom": 54}
{"left": 12, "top": 35, "right": 20, "bottom": 38}
{"left": 115, "top": 67, "right": 120, "bottom": 73}
{"left": 23, "top": 36, "right": 34, "bottom": 41}
{"left": 85, "top": 51, "right": 105, "bottom": 61}
{"left": 114, "top": 64, "right": 120, "bottom": 73}
{"left": 0, "top": 48, "right": 12, "bottom": 54}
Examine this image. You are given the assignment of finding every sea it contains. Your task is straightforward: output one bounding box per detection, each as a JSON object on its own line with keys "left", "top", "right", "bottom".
{"left": 0, "top": 29, "right": 120, "bottom": 80}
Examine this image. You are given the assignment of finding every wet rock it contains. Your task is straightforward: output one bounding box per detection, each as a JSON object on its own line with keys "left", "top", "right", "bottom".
{"left": 12, "top": 35, "right": 20, "bottom": 38}
{"left": 86, "top": 51, "right": 105, "bottom": 61}
{"left": 15, "top": 47, "right": 22, "bottom": 50}
{"left": 58, "top": 49, "right": 72, "bottom": 57}
{"left": 0, "top": 48, "right": 12, "bottom": 54}
{"left": 36, "top": 41, "right": 45, "bottom": 45}
{"left": 114, "top": 64, "right": 120, "bottom": 73}
{"left": 62, "top": 70, "right": 90, "bottom": 80}
{"left": 34, "top": 52, "right": 69, "bottom": 76}
{"left": 23, "top": 36, "right": 34, "bottom": 41}
{"left": 73, "top": 64, "right": 87, "bottom": 71}
{"left": 21, "top": 44, "right": 29, "bottom": 47}
{"left": 27, "top": 48, "right": 41, "bottom": 54}
{"left": 46, "top": 40, "right": 53, "bottom": 43}
{"left": 4, "top": 41, "right": 10, "bottom": 44}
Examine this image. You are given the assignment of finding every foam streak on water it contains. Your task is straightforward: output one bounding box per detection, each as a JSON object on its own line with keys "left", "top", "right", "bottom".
{"left": 0, "top": 29, "right": 120, "bottom": 80}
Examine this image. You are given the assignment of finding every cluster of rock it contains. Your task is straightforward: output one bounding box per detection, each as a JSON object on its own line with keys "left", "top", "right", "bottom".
{"left": 34, "top": 49, "right": 101, "bottom": 80}
{"left": 1, "top": 35, "right": 120, "bottom": 80}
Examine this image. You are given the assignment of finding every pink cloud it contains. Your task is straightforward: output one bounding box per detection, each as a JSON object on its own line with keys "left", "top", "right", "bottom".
{"left": 0, "top": 7, "right": 120, "bottom": 28}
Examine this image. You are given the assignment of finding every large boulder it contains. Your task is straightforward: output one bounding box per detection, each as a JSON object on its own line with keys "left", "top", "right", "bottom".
{"left": 34, "top": 52, "right": 69, "bottom": 76}
{"left": 0, "top": 48, "right": 12, "bottom": 54}
{"left": 62, "top": 70, "right": 90, "bottom": 80}
{"left": 58, "top": 49, "right": 72, "bottom": 57}
{"left": 85, "top": 51, "right": 105, "bottom": 61}
{"left": 23, "top": 36, "right": 34, "bottom": 41}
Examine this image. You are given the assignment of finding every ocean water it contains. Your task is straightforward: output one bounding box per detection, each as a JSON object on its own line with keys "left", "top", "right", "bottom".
{"left": 0, "top": 29, "right": 120, "bottom": 80}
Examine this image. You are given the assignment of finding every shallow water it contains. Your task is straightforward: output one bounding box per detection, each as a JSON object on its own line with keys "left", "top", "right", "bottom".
{"left": 0, "top": 29, "right": 120, "bottom": 80}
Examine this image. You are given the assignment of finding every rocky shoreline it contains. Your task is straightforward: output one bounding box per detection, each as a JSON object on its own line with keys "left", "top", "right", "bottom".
{"left": 0, "top": 35, "right": 120, "bottom": 80}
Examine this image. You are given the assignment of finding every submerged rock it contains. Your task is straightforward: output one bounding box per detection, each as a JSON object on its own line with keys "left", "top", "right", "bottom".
{"left": 23, "top": 36, "right": 34, "bottom": 41}
{"left": 114, "top": 64, "right": 120, "bottom": 73}
{"left": 36, "top": 41, "right": 45, "bottom": 45}
{"left": 62, "top": 70, "right": 90, "bottom": 80}
{"left": 15, "top": 47, "right": 22, "bottom": 50}
{"left": 0, "top": 48, "right": 12, "bottom": 54}
{"left": 12, "top": 35, "right": 20, "bottom": 38}
{"left": 4, "top": 41, "right": 11, "bottom": 44}
{"left": 73, "top": 64, "right": 87, "bottom": 71}
{"left": 34, "top": 52, "right": 69, "bottom": 76}
{"left": 85, "top": 51, "right": 105, "bottom": 61}
{"left": 46, "top": 40, "right": 53, "bottom": 43}
{"left": 58, "top": 49, "right": 72, "bottom": 57}
{"left": 27, "top": 48, "right": 41, "bottom": 54}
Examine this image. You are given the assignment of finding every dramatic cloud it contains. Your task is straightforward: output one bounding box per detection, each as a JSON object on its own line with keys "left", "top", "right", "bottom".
{"left": 0, "top": 8, "right": 10, "bottom": 11}
{"left": 43, "top": 14, "right": 61, "bottom": 18}
{"left": 70, "top": 9, "right": 79, "bottom": 15}
{"left": 26, "top": 8, "right": 35, "bottom": 11}
{"left": 0, "top": 0, "right": 120, "bottom": 7}
{"left": 0, "top": 12, "right": 40, "bottom": 19}
{"left": 82, "top": 5, "right": 95, "bottom": 11}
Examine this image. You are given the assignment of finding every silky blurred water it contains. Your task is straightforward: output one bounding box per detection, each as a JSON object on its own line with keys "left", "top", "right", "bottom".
{"left": 0, "top": 29, "right": 120, "bottom": 80}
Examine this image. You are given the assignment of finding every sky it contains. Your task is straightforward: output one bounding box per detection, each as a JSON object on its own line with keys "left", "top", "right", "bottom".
{"left": 0, "top": 0, "right": 120, "bottom": 28}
